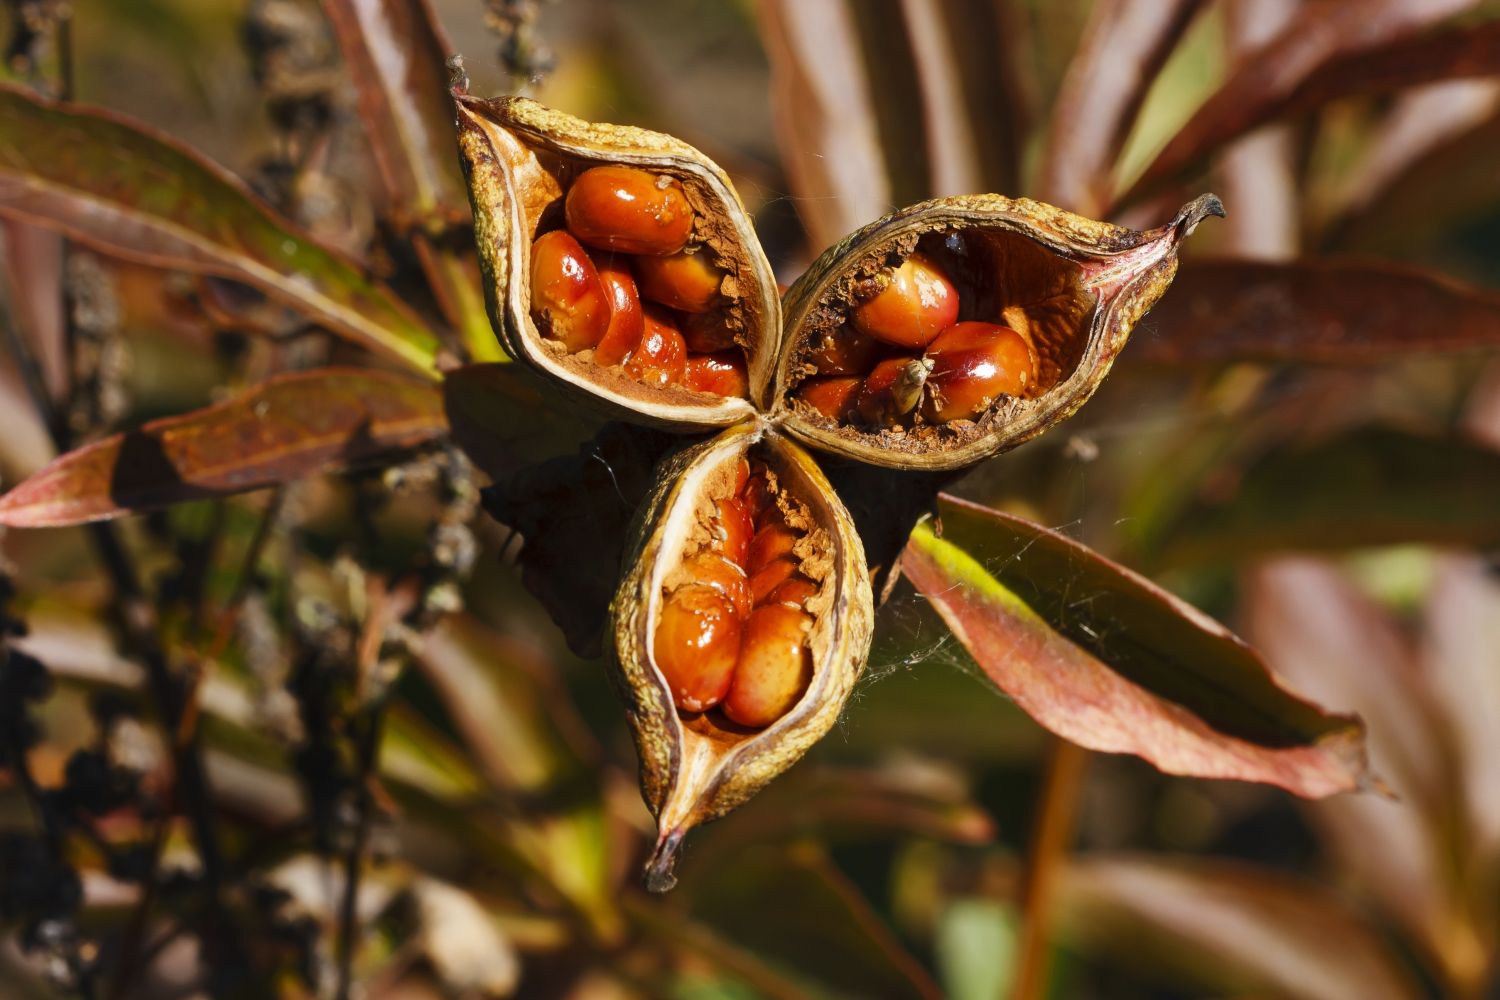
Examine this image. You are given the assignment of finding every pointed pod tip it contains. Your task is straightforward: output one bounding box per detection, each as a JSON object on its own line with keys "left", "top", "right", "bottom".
{"left": 1174, "top": 193, "right": 1226, "bottom": 236}
{"left": 447, "top": 54, "right": 470, "bottom": 96}
{"left": 643, "top": 828, "right": 685, "bottom": 893}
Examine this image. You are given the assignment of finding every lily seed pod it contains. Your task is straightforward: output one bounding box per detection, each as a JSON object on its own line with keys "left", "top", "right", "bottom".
{"left": 609, "top": 424, "right": 873, "bottom": 891}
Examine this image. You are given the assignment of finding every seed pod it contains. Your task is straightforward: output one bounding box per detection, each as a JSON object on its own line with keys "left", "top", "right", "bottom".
{"left": 609, "top": 424, "right": 873, "bottom": 891}
{"left": 774, "top": 194, "right": 1224, "bottom": 469}
{"left": 455, "top": 95, "right": 781, "bottom": 427}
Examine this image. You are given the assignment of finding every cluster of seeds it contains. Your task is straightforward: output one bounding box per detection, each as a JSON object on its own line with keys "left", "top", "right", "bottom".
{"left": 653, "top": 456, "right": 817, "bottom": 729}
{"left": 793, "top": 246, "right": 1039, "bottom": 427}
{"left": 529, "top": 165, "right": 748, "bottom": 397}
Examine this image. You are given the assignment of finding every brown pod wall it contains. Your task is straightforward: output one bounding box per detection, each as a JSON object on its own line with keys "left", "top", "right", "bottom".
{"left": 608, "top": 424, "right": 873, "bottom": 890}
{"left": 454, "top": 95, "right": 782, "bottom": 428}
{"left": 773, "top": 194, "right": 1225, "bottom": 470}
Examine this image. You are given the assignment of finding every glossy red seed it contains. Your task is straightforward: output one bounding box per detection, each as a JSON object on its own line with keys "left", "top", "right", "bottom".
{"left": 592, "top": 254, "right": 645, "bottom": 366}
{"left": 565, "top": 165, "right": 694, "bottom": 256}
{"left": 530, "top": 230, "right": 608, "bottom": 352}
{"left": 681, "top": 552, "right": 751, "bottom": 619}
{"left": 794, "top": 376, "right": 863, "bottom": 422}
{"left": 625, "top": 305, "right": 688, "bottom": 387}
{"left": 724, "top": 604, "right": 813, "bottom": 728}
{"left": 740, "top": 467, "right": 775, "bottom": 523}
{"left": 635, "top": 248, "right": 724, "bottom": 312}
{"left": 746, "top": 519, "right": 798, "bottom": 575}
{"left": 654, "top": 584, "right": 740, "bottom": 712}
{"left": 748, "top": 556, "right": 799, "bottom": 606}
{"left": 766, "top": 574, "right": 819, "bottom": 609}
{"left": 711, "top": 496, "right": 754, "bottom": 567}
{"left": 922, "top": 322, "right": 1036, "bottom": 422}
{"left": 681, "top": 310, "right": 737, "bottom": 353}
{"left": 806, "top": 325, "right": 887, "bottom": 375}
{"left": 682, "top": 351, "right": 749, "bottom": 398}
{"left": 851, "top": 253, "right": 959, "bottom": 349}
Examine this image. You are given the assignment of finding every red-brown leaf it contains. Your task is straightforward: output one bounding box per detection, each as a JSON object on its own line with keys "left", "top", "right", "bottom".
{"left": 1121, "top": 1, "right": 1489, "bottom": 207}
{"left": 1035, "top": 0, "right": 1208, "bottom": 215}
{"left": 756, "top": 0, "right": 893, "bottom": 253}
{"left": 902, "top": 500, "right": 1369, "bottom": 797}
{"left": 1242, "top": 559, "right": 1456, "bottom": 970}
{"left": 1, "top": 220, "right": 66, "bottom": 400}
{"left": 323, "top": 0, "right": 468, "bottom": 229}
{"left": 1061, "top": 855, "right": 1425, "bottom": 1000}
{"left": 322, "top": 0, "right": 497, "bottom": 359}
{"left": 1135, "top": 257, "right": 1500, "bottom": 365}
{"left": 0, "top": 368, "right": 446, "bottom": 527}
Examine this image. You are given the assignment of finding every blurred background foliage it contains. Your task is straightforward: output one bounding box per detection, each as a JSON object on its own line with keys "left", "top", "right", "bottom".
{"left": 0, "top": 0, "right": 1499, "bottom": 998}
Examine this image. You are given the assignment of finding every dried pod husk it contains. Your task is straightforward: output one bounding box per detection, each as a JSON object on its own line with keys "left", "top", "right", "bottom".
{"left": 609, "top": 423, "right": 873, "bottom": 891}
{"left": 774, "top": 194, "right": 1224, "bottom": 470}
{"left": 454, "top": 94, "right": 781, "bottom": 428}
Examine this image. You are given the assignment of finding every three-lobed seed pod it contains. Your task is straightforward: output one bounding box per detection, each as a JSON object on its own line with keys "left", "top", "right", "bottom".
{"left": 454, "top": 91, "right": 1219, "bottom": 889}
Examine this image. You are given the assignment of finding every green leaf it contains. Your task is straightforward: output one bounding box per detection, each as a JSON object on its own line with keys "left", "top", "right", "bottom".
{"left": 1135, "top": 257, "right": 1500, "bottom": 365}
{"left": 0, "top": 368, "right": 446, "bottom": 527}
{"left": 1151, "top": 426, "right": 1500, "bottom": 565}
{"left": 0, "top": 83, "right": 442, "bottom": 374}
{"left": 901, "top": 499, "right": 1369, "bottom": 797}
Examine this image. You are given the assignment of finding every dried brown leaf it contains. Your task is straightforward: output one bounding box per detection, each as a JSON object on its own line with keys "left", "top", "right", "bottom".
{"left": 1421, "top": 556, "right": 1500, "bottom": 856}
{"left": 0, "top": 220, "right": 65, "bottom": 400}
{"left": 1147, "top": 427, "right": 1500, "bottom": 564}
{"left": 1243, "top": 558, "right": 1464, "bottom": 978}
{"left": 1216, "top": 0, "right": 1302, "bottom": 258}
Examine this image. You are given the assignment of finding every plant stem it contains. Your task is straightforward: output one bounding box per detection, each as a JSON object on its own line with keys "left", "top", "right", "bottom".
{"left": 334, "top": 697, "right": 388, "bottom": 1000}
{"left": 1011, "top": 738, "right": 1089, "bottom": 1000}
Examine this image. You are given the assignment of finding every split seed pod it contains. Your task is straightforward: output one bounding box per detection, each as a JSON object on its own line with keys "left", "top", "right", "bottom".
{"left": 774, "top": 194, "right": 1225, "bottom": 469}
{"left": 455, "top": 95, "right": 781, "bottom": 428}
{"left": 609, "top": 424, "right": 873, "bottom": 890}
{"left": 453, "top": 90, "right": 1218, "bottom": 890}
